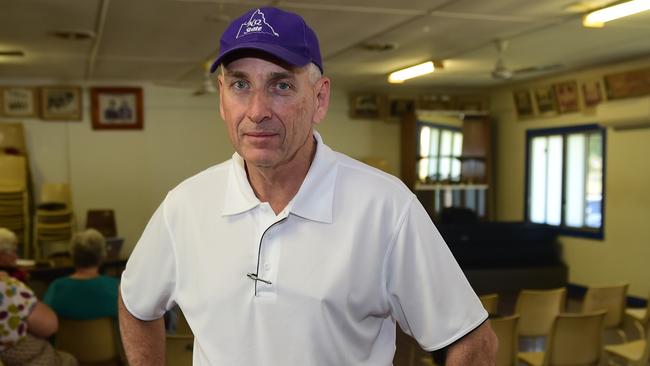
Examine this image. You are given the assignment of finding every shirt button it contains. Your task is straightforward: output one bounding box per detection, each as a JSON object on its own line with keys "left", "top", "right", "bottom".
{"left": 264, "top": 263, "right": 271, "bottom": 271}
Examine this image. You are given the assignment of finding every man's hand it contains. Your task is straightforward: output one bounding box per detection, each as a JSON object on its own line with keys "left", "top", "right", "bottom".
{"left": 445, "top": 321, "right": 498, "bottom": 365}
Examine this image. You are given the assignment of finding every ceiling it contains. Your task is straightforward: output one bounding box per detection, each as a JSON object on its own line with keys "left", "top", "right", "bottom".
{"left": 1, "top": 0, "right": 649, "bottom": 92}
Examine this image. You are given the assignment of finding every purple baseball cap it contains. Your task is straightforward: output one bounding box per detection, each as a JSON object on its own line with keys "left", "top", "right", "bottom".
{"left": 210, "top": 7, "right": 323, "bottom": 73}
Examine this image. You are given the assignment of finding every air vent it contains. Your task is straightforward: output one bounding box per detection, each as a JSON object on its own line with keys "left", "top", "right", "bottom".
{"left": 50, "top": 30, "right": 96, "bottom": 41}
{"left": 359, "top": 42, "right": 398, "bottom": 52}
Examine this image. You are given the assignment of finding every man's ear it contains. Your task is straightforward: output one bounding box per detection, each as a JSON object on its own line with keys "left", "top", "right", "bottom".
{"left": 312, "top": 77, "right": 331, "bottom": 125}
{"left": 218, "top": 74, "right": 226, "bottom": 121}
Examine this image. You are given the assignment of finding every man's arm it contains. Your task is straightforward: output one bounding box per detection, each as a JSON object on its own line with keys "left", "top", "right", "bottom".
{"left": 118, "top": 292, "right": 166, "bottom": 366}
{"left": 444, "top": 321, "right": 498, "bottom": 366}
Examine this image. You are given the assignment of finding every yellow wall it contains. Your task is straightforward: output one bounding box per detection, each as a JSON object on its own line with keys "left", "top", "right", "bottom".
{"left": 490, "top": 57, "right": 650, "bottom": 297}
{"left": 0, "top": 82, "right": 400, "bottom": 256}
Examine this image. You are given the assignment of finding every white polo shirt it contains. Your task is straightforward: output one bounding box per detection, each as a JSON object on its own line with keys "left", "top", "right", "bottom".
{"left": 121, "top": 132, "right": 487, "bottom": 365}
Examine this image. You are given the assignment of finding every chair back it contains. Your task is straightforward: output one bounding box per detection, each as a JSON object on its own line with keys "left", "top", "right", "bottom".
{"left": 545, "top": 311, "right": 606, "bottom": 366}
{"left": 0, "top": 122, "right": 27, "bottom": 155}
{"left": 40, "top": 182, "right": 72, "bottom": 207}
{"left": 86, "top": 209, "right": 117, "bottom": 238}
{"left": 55, "top": 317, "right": 119, "bottom": 363}
{"left": 515, "top": 288, "right": 566, "bottom": 336}
{"left": 166, "top": 335, "right": 194, "bottom": 366}
{"left": 491, "top": 314, "right": 518, "bottom": 366}
{"left": 479, "top": 293, "right": 499, "bottom": 316}
{"left": 0, "top": 155, "right": 26, "bottom": 189}
{"left": 581, "top": 284, "right": 628, "bottom": 328}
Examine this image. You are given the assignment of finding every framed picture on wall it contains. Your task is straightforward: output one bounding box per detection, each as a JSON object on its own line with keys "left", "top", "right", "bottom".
{"left": 387, "top": 96, "right": 416, "bottom": 120}
{"left": 581, "top": 79, "right": 604, "bottom": 108}
{"left": 534, "top": 86, "right": 558, "bottom": 116}
{"left": 553, "top": 80, "right": 579, "bottom": 114}
{"left": 90, "top": 87, "right": 143, "bottom": 130}
{"left": 513, "top": 89, "right": 534, "bottom": 118}
{"left": 40, "top": 86, "right": 82, "bottom": 120}
{"left": 0, "top": 87, "right": 38, "bottom": 117}
{"left": 604, "top": 67, "right": 650, "bottom": 100}
{"left": 349, "top": 93, "right": 382, "bottom": 119}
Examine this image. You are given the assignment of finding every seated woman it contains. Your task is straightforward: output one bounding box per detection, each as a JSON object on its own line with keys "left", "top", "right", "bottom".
{"left": 0, "top": 228, "right": 27, "bottom": 282}
{"left": 44, "top": 229, "right": 118, "bottom": 320}
{"left": 0, "top": 239, "right": 76, "bottom": 365}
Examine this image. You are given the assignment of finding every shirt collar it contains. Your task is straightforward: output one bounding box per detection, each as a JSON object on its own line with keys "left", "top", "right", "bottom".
{"left": 221, "top": 131, "right": 337, "bottom": 224}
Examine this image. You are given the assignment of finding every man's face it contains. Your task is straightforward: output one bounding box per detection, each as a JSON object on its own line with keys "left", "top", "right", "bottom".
{"left": 218, "top": 57, "right": 329, "bottom": 170}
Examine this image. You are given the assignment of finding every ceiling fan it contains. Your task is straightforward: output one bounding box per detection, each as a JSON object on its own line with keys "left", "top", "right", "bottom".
{"left": 490, "top": 39, "right": 563, "bottom": 80}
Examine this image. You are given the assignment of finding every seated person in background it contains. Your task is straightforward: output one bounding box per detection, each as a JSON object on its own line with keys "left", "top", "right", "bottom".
{"left": 0, "top": 228, "right": 27, "bottom": 282}
{"left": 0, "top": 265, "right": 76, "bottom": 365}
{"left": 44, "top": 229, "right": 118, "bottom": 320}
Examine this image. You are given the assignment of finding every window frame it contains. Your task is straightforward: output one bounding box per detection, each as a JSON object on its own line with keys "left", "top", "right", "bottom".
{"left": 524, "top": 124, "right": 607, "bottom": 239}
{"left": 416, "top": 121, "right": 463, "bottom": 183}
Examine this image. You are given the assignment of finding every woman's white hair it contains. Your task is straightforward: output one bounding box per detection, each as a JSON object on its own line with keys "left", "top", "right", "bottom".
{"left": 0, "top": 228, "right": 17, "bottom": 253}
{"left": 70, "top": 229, "right": 107, "bottom": 268}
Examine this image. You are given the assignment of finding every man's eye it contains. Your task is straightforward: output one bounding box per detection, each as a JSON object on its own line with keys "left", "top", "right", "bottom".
{"left": 276, "top": 82, "right": 292, "bottom": 91}
{"left": 232, "top": 80, "right": 248, "bottom": 89}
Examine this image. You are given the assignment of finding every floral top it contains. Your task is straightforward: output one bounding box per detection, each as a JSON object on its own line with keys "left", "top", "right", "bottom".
{"left": 0, "top": 274, "right": 37, "bottom": 351}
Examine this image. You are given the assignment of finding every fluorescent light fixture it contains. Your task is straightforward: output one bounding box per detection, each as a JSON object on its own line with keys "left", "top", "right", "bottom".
{"left": 388, "top": 61, "right": 435, "bottom": 83}
{"left": 583, "top": 0, "right": 650, "bottom": 27}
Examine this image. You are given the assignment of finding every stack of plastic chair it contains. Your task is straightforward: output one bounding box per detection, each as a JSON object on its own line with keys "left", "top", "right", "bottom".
{"left": 518, "top": 311, "right": 606, "bottom": 366}
{"left": 515, "top": 288, "right": 566, "bottom": 351}
{"left": 479, "top": 293, "right": 499, "bottom": 316}
{"left": 492, "top": 315, "right": 519, "bottom": 366}
{"left": 0, "top": 155, "right": 30, "bottom": 256}
{"left": 581, "top": 284, "right": 629, "bottom": 343}
{"left": 34, "top": 183, "right": 75, "bottom": 258}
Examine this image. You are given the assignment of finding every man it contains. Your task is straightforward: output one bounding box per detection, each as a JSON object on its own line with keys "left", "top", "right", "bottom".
{"left": 119, "top": 7, "right": 497, "bottom": 365}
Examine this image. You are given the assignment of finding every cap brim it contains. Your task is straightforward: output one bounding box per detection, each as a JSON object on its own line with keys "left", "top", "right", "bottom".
{"left": 210, "top": 42, "right": 311, "bottom": 73}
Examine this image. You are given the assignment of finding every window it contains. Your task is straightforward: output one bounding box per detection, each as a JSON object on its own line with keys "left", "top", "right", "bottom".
{"left": 525, "top": 124, "right": 605, "bottom": 238}
{"left": 417, "top": 122, "right": 463, "bottom": 183}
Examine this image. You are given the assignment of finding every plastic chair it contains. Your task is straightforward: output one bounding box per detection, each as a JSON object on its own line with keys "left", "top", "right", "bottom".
{"left": 582, "top": 284, "right": 628, "bottom": 341}
{"left": 518, "top": 311, "right": 606, "bottom": 366}
{"left": 86, "top": 209, "right": 117, "bottom": 238}
{"left": 0, "top": 122, "right": 27, "bottom": 155}
{"left": 625, "top": 293, "right": 649, "bottom": 339}
{"left": 35, "top": 183, "right": 76, "bottom": 258}
{"left": 0, "top": 155, "right": 27, "bottom": 190}
{"left": 0, "top": 155, "right": 30, "bottom": 256}
{"left": 604, "top": 326, "right": 650, "bottom": 366}
{"left": 492, "top": 314, "right": 519, "bottom": 366}
{"left": 479, "top": 293, "right": 499, "bottom": 316}
{"left": 515, "top": 288, "right": 566, "bottom": 337}
{"left": 166, "top": 335, "right": 194, "bottom": 366}
{"left": 54, "top": 317, "right": 120, "bottom": 364}
{"left": 40, "top": 183, "right": 72, "bottom": 208}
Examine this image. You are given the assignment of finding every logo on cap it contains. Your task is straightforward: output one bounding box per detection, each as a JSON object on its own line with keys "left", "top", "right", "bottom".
{"left": 236, "top": 9, "right": 279, "bottom": 39}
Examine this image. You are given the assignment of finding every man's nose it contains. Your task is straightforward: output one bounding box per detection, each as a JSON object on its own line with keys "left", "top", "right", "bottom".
{"left": 247, "top": 91, "right": 272, "bottom": 124}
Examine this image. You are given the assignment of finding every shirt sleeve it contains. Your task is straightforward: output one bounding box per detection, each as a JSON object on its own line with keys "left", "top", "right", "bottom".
{"left": 384, "top": 197, "right": 487, "bottom": 351}
{"left": 120, "top": 199, "right": 177, "bottom": 321}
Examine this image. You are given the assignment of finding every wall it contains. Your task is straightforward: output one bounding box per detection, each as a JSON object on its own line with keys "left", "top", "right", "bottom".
{"left": 490, "top": 57, "right": 650, "bottom": 297}
{"left": 0, "top": 81, "right": 401, "bottom": 256}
